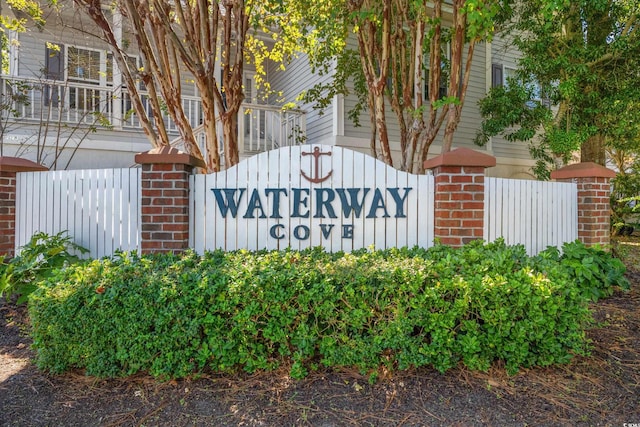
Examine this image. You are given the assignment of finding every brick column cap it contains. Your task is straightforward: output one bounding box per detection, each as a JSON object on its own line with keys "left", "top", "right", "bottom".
{"left": 135, "top": 145, "right": 206, "bottom": 169}
{"left": 423, "top": 147, "right": 496, "bottom": 170}
{"left": 0, "top": 156, "right": 48, "bottom": 172}
{"left": 550, "top": 162, "right": 616, "bottom": 180}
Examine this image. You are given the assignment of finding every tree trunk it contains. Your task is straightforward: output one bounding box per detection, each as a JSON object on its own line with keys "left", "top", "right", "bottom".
{"left": 374, "top": 92, "right": 393, "bottom": 167}
{"left": 222, "top": 111, "right": 240, "bottom": 168}
{"left": 581, "top": 134, "right": 606, "bottom": 165}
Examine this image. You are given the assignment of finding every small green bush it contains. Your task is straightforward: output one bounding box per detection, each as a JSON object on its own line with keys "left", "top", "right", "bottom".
{"left": 536, "top": 241, "right": 630, "bottom": 302}
{"left": 0, "top": 231, "right": 88, "bottom": 304}
{"left": 28, "top": 240, "right": 625, "bottom": 380}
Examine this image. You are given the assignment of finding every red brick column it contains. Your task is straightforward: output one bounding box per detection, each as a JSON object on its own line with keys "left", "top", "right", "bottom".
{"left": 0, "top": 157, "right": 48, "bottom": 258}
{"left": 551, "top": 162, "right": 616, "bottom": 247}
{"left": 424, "top": 148, "right": 496, "bottom": 247}
{"left": 135, "top": 146, "right": 205, "bottom": 254}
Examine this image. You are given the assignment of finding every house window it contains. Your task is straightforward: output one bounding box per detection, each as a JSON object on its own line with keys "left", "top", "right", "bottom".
{"left": 492, "top": 63, "right": 547, "bottom": 107}
{"left": 67, "top": 47, "right": 102, "bottom": 83}
{"left": 492, "top": 64, "right": 518, "bottom": 89}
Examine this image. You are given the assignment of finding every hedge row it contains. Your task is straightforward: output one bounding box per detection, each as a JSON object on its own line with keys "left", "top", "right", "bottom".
{"left": 28, "top": 240, "right": 628, "bottom": 380}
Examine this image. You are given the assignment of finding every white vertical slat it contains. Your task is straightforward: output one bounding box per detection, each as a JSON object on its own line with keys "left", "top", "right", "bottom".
{"left": 373, "top": 159, "right": 387, "bottom": 249}
{"left": 406, "top": 173, "right": 418, "bottom": 248}
{"left": 91, "top": 169, "right": 104, "bottom": 257}
{"left": 570, "top": 183, "right": 578, "bottom": 242}
{"left": 215, "top": 166, "right": 229, "bottom": 250}
{"left": 31, "top": 172, "right": 42, "bottom": 238}
{"left": 298, "top": 146, "right": 314, "bottom": 250}
{"left": 517, "top": 180, "right": 525, "bottom": 250}
{"left": 82, "top": 170, "right": 93, "bottom": 255}
{"left": 546, "top": 181, "right": 554, "bottom": 249}
{"left": 328, "top": 146, "right": 342, "bottom": 252}
{"left": 416, "top": 174, "right": 433, "bottom": 249}
{"left": 189, "top": 174, "right": 195, "bottom": 250}
{"left": 245, "top": 154, "right": 260, "bottom": 250}
{"left": 114, "top": 169, "right": 122, "bottom": 254}
{"left": 351, "top": 149, "right": 366, "bottom": 250}
{"left": 385, "top": 167, "right": 397, "bottom": 249}
{"left": 256, "top": 152, "right": 270, "bottom": 250}
{"left": 265, "top": 149, "right": 280, "bottom": 251}
{"left": 499, "top": 178, "right": 508, "bottom": 244}
{"left": 278, "top": 142, "right": 291, "bottom": 251}
{"left": 520, "top": 180, "right": 528, "bottom": 253}
{"left": 74, "top": 170, "right": 86, "bottom": 252}
{"left": 340, "top": 148, "right": 355, "bottom": 253}
{"left": 395, "top": 168, "right": 409, "bottom": 248}
{"left": 51, "top": 171, "right": 61, "bottom": 235}
{"left": 307, "top": 146, "right": 322, "bottom": 249}
{"left": 110, "top": 169, "right": 119, "bottom": 254}
{"left": 484, "top": 177, "right": 493, "bottom": 242}
{"left": 14, "top": 172, "right": 26, "bottom": 250}
{"left": 508, "top": 179, "right": 517, "bottom": 246}
{"left": 529, "top": 180, "right": 538, "bottom": 255}
{"left": 492, "top": 179, "right": 508, "bottom": 241}
{"left": 132, "top": 168, "right": 142, "bottom": 252}
{"left": 211, "top": 169, "right": 221, "bottom": 251}
{"left": 497, "top": 177, "right": 506, "bottom": 243}
{"left": 66, "top": 171, "right": 80, "bottom": 252}
{"left": 119, "top": 169, "right": 131, "bottom": 252}
{"left": 192, "top": 174, "right": 205, "bottom": 253}
{"left": 233, "top": 159, "right": 247, "bottom": 251}
{"left": 544, "top": 181, "right": 553, "bottom": 253}
{"left": 426, "top": 174, "right": 435, "bottom": 247}
{"left": 288, "top": 146, "right": 303, "bottom": 251}
{"left": 60, "top": 171, "right": 71, "bottom": 242}
{"left": 94, "top": 170, "right": 105, "bottom": 258}
{"left": 104, "top": 169, "right": 115, "bottom": 257}
{"left": 362, "top": 154, "right": 376, "bottom": 249}
{"left": 42, "top": 172, "right": 51, "bottom": 236}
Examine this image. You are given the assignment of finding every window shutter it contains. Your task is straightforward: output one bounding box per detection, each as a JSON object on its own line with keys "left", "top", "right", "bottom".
{"left": 491, "top": 64, "right": 503, "bottom": 88}
{"left": 44, "top": 43, "right": 64, "bottom": 107}
{"left": 45, "top": 44, "right": 64, "bottom": 80}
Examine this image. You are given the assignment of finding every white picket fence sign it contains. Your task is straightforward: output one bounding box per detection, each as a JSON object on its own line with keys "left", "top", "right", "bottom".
{"left": 484, "top": 177, "right": 578, "bottom": 255}
{"left": 13, "top": 151, "right": 582, "bottom": 259}
{"left": 15, "top": 168, "right": 141, "bottom": 258}
{"left": 189, "top": 145, "right": 435, "bottom": 252}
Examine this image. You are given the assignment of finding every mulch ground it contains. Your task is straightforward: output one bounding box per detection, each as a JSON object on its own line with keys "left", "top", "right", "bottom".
{"left": 1, "top": 271, "right": 639, "bottom": 426}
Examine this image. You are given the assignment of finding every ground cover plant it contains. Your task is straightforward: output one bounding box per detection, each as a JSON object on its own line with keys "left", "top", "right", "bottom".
{"left": 27, "top": 239, "right": 628, "bottom": 381}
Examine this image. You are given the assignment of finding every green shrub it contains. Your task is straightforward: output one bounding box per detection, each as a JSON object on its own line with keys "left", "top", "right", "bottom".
{"left": 536, "top": 241, "right": 630, "bottom": 302}
{"left": 29, "top": 239, "right": 620, "bottom": 380}
{"left": 0, "top": 231, "right": 88, "bottom": 304}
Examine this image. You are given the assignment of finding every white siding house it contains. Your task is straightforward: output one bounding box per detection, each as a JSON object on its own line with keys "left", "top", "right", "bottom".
{"left": 1, "top": 3, "right": 534, "bottom": 178}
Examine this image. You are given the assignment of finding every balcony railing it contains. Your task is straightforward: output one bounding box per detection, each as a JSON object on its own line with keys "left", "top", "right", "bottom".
{"left": 0, "top": 76, "right": 306, "bottom": 155}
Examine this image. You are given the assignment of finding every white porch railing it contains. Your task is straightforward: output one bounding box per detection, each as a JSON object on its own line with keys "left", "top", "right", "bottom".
{"left": 0, "top": 76, "right": 306, "bottom": 153}
{"left": 239, "top": 103, "right": 306, "bottom": 154}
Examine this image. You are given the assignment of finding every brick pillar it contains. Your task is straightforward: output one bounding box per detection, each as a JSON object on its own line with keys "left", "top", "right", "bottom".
{"left": 135, "top": 146, "right": 205, "bottom": 254}
{"left": 424, "top": 148, "right": 496, "bottom": 247}
{"left": 0, "top": 157, "right": 48, "bottom": 258}
{"left": 551, "top": 162, "right": 616, "bottom": 247}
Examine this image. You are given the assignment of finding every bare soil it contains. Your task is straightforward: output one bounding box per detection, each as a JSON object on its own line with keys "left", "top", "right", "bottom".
{"left": 1, "top": 245, "right": 639, "bottom": 426}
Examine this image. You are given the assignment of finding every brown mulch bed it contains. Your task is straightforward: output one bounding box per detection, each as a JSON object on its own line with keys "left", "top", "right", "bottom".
{"left": 1, "top": 274, "right": 639, "bottom": 426}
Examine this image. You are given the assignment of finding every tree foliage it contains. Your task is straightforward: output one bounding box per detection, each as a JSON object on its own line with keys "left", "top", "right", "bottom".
{"left": 300, "top": 0, "right": 512, "bottom": 172}
{"left": 73, "top": 0, "right": 300, "bottom": 172}
{"left": 476, "top": 0, "right": 640, "bottom": 175}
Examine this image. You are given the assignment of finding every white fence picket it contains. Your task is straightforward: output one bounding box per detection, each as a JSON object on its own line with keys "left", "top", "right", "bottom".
{"left": 15, "top": 168, "right": 141, "bottom": 258}
{"left": 484, "top": 177, "right": 577, "bottom": 255}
